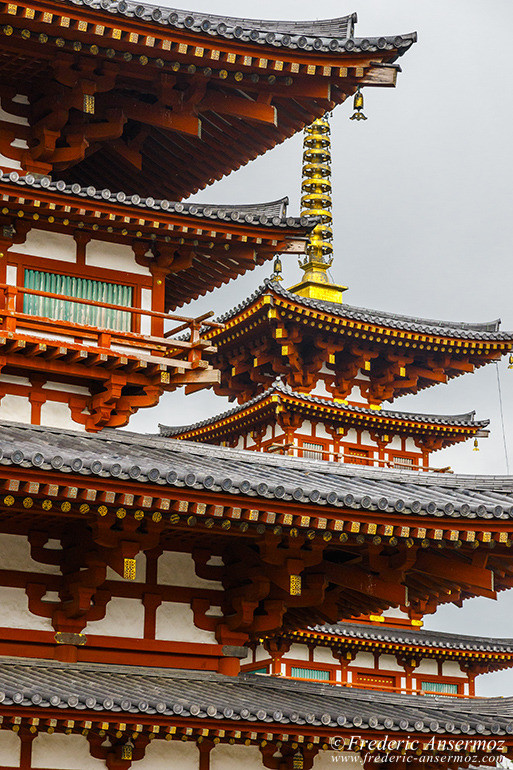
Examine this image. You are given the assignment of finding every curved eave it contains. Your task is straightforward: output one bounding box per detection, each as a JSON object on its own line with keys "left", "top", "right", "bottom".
{"left": 53, "top": 1, "right": 416, "bottom": 59}
{"left": 285, "top": 628, "right": 513, "bottom": 671}
{"left": 161, "top": 387, "right": 488, "bottom": 446}
{"left": 207, "top": 283, "right": 513, "bottom": 344}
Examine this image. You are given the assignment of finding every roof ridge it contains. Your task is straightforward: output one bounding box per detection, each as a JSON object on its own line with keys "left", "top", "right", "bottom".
{"left": 0, "top": 173, "right": 311, "bottom": 228}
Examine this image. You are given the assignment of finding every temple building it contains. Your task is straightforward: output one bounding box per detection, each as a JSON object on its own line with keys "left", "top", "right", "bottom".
{"left": 163, "top": 117, "right": 513, "bottom": 471}
{"left": 0, "top": 2, "right": 513, "bottom": 770}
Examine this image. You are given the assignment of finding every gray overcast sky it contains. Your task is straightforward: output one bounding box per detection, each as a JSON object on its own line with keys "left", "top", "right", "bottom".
{"left": 128, "top": 0, "right": 513, "bottom": 696}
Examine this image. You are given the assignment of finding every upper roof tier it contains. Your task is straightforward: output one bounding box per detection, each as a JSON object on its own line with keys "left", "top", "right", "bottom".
{"left": 0, "top": 1, "right": 415, "bottom": 198}
{"left": 204, "top": 281, "right": 513, "bottom": 404}
{"left": 0, "top": 173, "right": 313, "bottom": 308}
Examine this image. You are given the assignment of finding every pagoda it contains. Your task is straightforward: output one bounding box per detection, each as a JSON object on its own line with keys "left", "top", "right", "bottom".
{"left": 164, "top": 116, "right": 513, "bottom": 472}
{"left": 0, "top": 3, "right": 513, "bottom": 770}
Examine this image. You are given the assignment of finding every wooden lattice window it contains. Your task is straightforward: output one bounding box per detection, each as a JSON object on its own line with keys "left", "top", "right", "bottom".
{"left": 393, "top": 456, "right": 415, "bottom": 468}
{"left": 302, "top": 442, "right": 324, "bottom": 459}
{"left": 291, "top": 667, "right": 330, "bottom": 681}
{"left": 23, "top": 269, "right": 133, "bottom": 332}
{"left": 421, "top": 681, "right": 458, "bottom": 694}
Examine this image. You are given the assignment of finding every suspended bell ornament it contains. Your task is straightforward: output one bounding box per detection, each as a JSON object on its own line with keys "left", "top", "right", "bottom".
{"left": 293, "top": 749, "right": 304, "bottom": 770}
{"left": 350, "top": 86, "right": 367, "bottom": 121}
{"left": 508, "top": 353, "right": 513, "bottom": 369}
{"left": 272, "top": 255, "right": 283, "bottom": 281}
{"left": 121, "top": 738, "right": 134, "bottom": 760}
{"left": 473, "top": 438, "right": 479, "bottom": 452}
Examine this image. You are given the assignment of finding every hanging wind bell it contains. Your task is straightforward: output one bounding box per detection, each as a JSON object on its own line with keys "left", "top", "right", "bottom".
{"left": 508, "top": 353, "right": 513, "bottom": 369}
{"left": 272, "top": 255, "right": 283, "bottom": 281}
{"left": 473, "top": 438, "right": 479, "bottom": 452}
{"left": 350, "top": 86, "right": 367, "bottom": 120}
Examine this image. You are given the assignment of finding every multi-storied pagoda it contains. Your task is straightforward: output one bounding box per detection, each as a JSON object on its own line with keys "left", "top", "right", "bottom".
{"left": 164, "top": 117, "right": 512, "bottom": 471}
{"left": 1, "top": 3, "right": 513, "bottom": 770}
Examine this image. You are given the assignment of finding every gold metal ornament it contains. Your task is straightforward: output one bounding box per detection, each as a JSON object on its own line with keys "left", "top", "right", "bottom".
{"left": 272, "top": 255, "right": 283, "bottom": 281}
{"left": 121, "top": 739, "right": 134, "bottom": 760}
{"left": 473, "top": 438, "right": 479, "bottom": 452}
{"left": 508, "top": 353, "right": 513, "bottom": 369}
{"left": 350, "top": 86, "right": 367, "bottom": 121}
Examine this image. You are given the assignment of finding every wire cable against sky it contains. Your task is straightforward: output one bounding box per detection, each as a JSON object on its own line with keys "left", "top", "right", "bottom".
{"left": 495, "top": 362, "right": 510, "bottom": 474}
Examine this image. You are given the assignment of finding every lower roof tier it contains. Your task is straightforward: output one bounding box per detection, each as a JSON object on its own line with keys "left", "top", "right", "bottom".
{"left": 204, "top": 281, "right": 513, "bottom": 404}
{"left": 283, "top": 622, "right": 513, "bottom": 673}
{"left": 159, "top": 381, "right": 488, "bottom": 453}
{"left": 1, "top": 657, "right": 513, "bottom": 738}
{"left": 1, "top": 421, "right": 513, "bottom": 632}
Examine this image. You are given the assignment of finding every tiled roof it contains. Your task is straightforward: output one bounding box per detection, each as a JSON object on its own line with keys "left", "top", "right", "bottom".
{"left": 159, "top": 381, "right": 489, "bottom": 436}
{"left": 1, "top": 421, "right": 511, "bottom": 519}
{"left": 1, "top": 657, "right": 512, "bottom": 733}
{"left": 0, "top": 173, "right": 310, "bottom": 229}
{"left": 308, "top": 622, "right": 513, "bottom": 654}
{"left": 64, "top": 1, "right": 416, "bottom": 57}
{"left": 215, "top": 281, "right": 510, "bottom": 339}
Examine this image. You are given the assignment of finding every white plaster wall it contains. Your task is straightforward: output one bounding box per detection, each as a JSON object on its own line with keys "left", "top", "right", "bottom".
{"left": 415, "top": 659, "right": 438, "bottom": 675}
{"left": 285, "top": 643, "right": 310, "bottom": 662}
{"left": 6, "top": 264, "right": 17, "bottom": 285}
{"left": 140, "top": 287, "right": 152, "bottom": 335}
{"left": 344, "top": 429, "right": 358, "bottom": 444}
{"left": 136, "top": 739, "right": 199, "bottom": 768}
{"left": 236, "top": 437, "right": 244, "bottom": 449}
{"left": 106, "top": 552, "right": 146, "bottom": 583}
{"left": 0, "top": 373, "right": 30, "bottom": 387}
{"left": 0, "top": 393, "right": 31, "bottom": 423}
{"left": 382, "top": 608, "right": 410, "bottom": 620}
{"left": 387, "top": 435, "right": 403, "bottom": 450}
{"left": 378, "top": 654, "right": 403, "bottom": 672}
{"left": 158, "top": 551, "right": 223, "bottom": 590}
{"left": 0, "top": 152, "right": 22, "bottom": 170}
{"left": 14, "top": 230, "right": 77, "bottom": 262}
{"left": 351, "top": 652, "right": 375, "bottom": 669}
{"left": 32, "top": 733, "right": 105, "bottom": 769}
{"left": 313, "top": 423, "right": 330, "bottom": 440}
{"left": 211, "top": 743, "right": 263, "bottom": 770}
{"left": 40, "top": 401, "right": 86, "bottom": 431}
{"left": 313, "top": 646, "right": 336, "bottom": 664}
{"left": 0, "top": 533, "right": 61, "bottom": 574}
{"left": 42, "top": 381, "right": 91, "bottom": 396}
{"left": 255, "top": 646, "right": 269, "bottom": 662}
{"left": 261, "top": 425, "right": 273, "bottom": 442}
{"left": 0, "top": 586, "right": 54, "bottom": 631}
{"left": 86, "top": 239, "right": 151, "bottom": 275}
{"left": 360, "top": 430, "right": 372, "bottom": 445}
{"left": 84, "top": 598, "right": 144, "bottom": 638}
{"left": 0, "top": 729, "right": 20, "bottom": 765}
{"left": 443, "top": 661, "right": 464, "bottom": 677}
{"left": 156, "top": 602, "right": 217, "bottom": 644}
{"left": 0, "top": 101, "right": 29, "bottom": 125}
{"left": 405, "top": 438, "right": 417, "bottom": 452}
{"left": 315, "top": 751, "right": 363, "bottom": 768}
{"left": 310, "top": 378, "right": 331, "bottom": 397}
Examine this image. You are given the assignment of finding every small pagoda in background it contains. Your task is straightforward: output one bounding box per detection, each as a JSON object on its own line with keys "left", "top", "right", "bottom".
{"left": 163, "top": 117, "right": 511, "bottom": 472}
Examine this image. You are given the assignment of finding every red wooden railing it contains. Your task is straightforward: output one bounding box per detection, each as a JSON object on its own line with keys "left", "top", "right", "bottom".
{"left": 0, "top": 283, "right": 222, "bottom": 364}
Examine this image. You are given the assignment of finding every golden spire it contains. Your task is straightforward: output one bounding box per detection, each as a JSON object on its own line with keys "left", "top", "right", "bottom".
{"left": 289, "top": 116, "right": 347, "bottom": 303}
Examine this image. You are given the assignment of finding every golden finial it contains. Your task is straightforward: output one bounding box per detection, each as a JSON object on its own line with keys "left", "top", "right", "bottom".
{"left": 271, "top": 255, "right": 283, "bottom": 281}
{"left": 288, "top": 116, "right": 347, "bottom": 303}
{"left": 473, "top": 438, "right": 479, "bottom": 452}
{"left": 350, "top": 86, "right": 367, "bottom": 121}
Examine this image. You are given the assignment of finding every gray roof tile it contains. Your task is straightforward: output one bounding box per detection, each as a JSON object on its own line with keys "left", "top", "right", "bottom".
{"left": 1, "top": 173, "right": 312, "bottom": 229}
{"left": 0, "top": 657, "right": 511, "bottom": 732}
{"left": 0, "top": 421, "right": 511, "bottom": 519}
{"left": 62, "top": 1, "right": 416, "bottom": 57}
{"left": 214, "top": 281, "right": 511, "bottom": 340}
{"left": 159, "top": 381, "right": 488, "bottom": 436}
{"left": 308, "top": 622, "right": 513, "bottom": 654}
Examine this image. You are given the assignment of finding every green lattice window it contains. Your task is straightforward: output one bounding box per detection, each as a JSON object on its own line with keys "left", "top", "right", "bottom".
{"left": 421, "top": 681, "right": 458, "bottom": 694}
{"left": 291, "top": 667, "right": 330, "bottom": 681}
{"left": 23, "top": 270, "right": 132, "bottom": 332}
